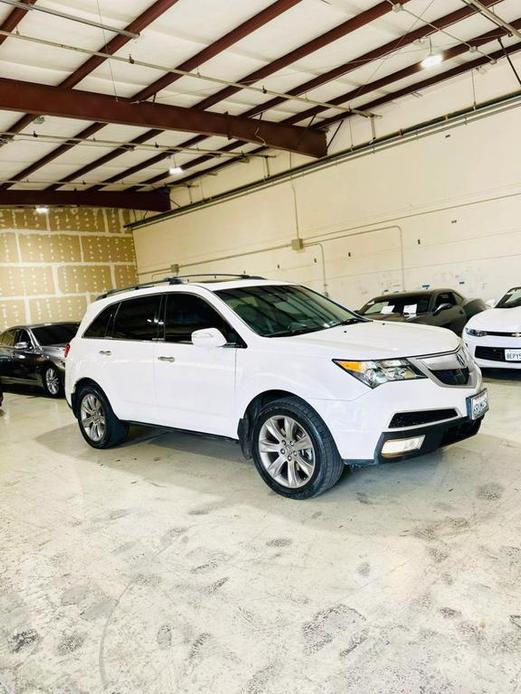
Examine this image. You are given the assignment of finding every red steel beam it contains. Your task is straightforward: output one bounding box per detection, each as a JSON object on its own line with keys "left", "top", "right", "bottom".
{"left": 54, "top": 0, "right": 406, "bottom": 191}
{"left": 126, "top": 0, "right": 504, "bottom": 189}
{"left": 0, "top": 188, "right": 170, "bottom": 210}
{"left": 2, "top": 0, "right": 302, "bottom": 191}
{"left": 0, "top": 0, "right": 37, "bottom": 46}
{"left": 0, "top": 77, "right": 327, "bottom": 157}
{"left": 163, "top": 39, "right": 521, "bottom": 189}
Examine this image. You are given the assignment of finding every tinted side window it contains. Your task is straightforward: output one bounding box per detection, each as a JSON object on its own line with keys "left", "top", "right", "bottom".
{"left": 112, "top": 295, "right": 162, "bottom": 341}
{"left": 164, "top": 293, "right": 235, "bottom": 344}
{"left": 84, "top": 305, "right": 116, "bottom": 338}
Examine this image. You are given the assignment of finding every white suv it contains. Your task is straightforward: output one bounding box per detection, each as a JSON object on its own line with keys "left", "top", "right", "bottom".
{"left": 65, "top": 276, "right": 489, "bottom": 499}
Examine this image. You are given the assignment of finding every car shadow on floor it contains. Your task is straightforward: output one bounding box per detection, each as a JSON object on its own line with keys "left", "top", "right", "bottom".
{"left": 482, "top": 368, "right": 521, "bottom": 383}
{"left": 34, "top": 416, "right": 509, "bottom": 540}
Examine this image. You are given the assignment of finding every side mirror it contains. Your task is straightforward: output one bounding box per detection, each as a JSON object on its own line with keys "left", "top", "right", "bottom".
{"left": 485, "top": 298, "right": 496, "bottom": 308}
{"left": 433, "top": 303, "right": 452, "bottom": 316}
{"left": 14, "top": 341, "right": 30, "bottom": 350}
{"left": 191, "top": 328, "right": 227, "bottom": 348}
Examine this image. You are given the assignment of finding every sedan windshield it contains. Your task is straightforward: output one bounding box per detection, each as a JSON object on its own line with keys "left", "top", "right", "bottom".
{"left": 496, "top": 287, "right": 521, "bottom": 309}
{"left": 360, "top": 295, "right": 431, "bottom": 317}
{"left": 216, "top": 285, "right": 365, "bottom": 337}
{"left": 32, "top": 323, "right": 79, "bottom": 346}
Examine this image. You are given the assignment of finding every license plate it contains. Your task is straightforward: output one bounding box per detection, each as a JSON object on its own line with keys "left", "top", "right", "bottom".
{"left": 467, "top": 389, "right": 489, "bottom": 420}
{"left": 505, "top": 349, "right": 521, "bottom": 362}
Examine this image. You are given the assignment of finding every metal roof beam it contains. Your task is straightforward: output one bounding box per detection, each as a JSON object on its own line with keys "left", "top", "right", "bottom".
{"left": 0, "top": 77, "right": 327, "bottom": 157}
{"left": 0, "top": 0, "right": 36, "bottom": 45}
{"left": 0, "top": 189, "right": 170, "bottom": 210}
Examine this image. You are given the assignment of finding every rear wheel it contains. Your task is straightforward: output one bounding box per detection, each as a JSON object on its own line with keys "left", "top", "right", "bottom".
{"left": 76, "top": 385, "right": 128, "bottom": 449}
{"left": 251, "top": 397, "right": 344, "bottom": 499}
{"left": 42, "top": 365, "right": 62, "bottom": 398}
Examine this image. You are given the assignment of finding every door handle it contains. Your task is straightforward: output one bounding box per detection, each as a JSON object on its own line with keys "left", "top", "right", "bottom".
{"left": 99, "top": 350, "right": 112, "bottom": 356}
{"left": 158, "top": 356, "right": 176, "bottom": 363}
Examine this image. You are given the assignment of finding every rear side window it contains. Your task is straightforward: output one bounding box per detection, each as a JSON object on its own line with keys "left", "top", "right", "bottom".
{"left": 84, "top": 305, "right": 116, "bottom": 338}
{"left": 112, "top": 295, "right": 162, "bottom": 341}
{"left": 163, "top": 293, "right": 235, "bottom": 344}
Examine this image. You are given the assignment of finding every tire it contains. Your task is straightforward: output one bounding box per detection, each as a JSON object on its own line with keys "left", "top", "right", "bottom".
{"left": 42, "top": 365, "right": 63, "bottom": 398}
{"left": 251, "top": 396, "right": 344, "bottom": 499}
{"left": 76, "top": 384, "right": 128, "bottom": 449}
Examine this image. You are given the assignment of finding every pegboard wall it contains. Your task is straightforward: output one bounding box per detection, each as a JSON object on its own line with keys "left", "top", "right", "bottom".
{"left": 0, "top": 207, "right": 139, "bottom": 330}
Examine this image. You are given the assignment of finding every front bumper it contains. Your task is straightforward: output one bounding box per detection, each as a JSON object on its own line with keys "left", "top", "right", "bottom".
{"left": 465, "top": 335, "right": 521, "bottom": 369}
{"left": 308, "top": 370, "right": 485, "bottom": 463}
{"left": 366, "top": 416, "right": 482, "bottom": 465}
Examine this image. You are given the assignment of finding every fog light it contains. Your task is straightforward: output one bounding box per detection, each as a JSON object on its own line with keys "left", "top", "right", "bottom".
{"left": 381, "top": 435, "right": 425, "bottom": 458}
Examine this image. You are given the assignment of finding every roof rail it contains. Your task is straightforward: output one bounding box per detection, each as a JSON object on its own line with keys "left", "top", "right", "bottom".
{"left": 96, "top": 273, "right": 265, "bottom": 300}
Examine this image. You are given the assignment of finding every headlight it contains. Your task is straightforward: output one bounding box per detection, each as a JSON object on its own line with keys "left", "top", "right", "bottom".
{"left": 333, "top": 358, "right": 426, "bottom": 388}
{"left": 465, "top": 328, "right": 487, "bottom": 337}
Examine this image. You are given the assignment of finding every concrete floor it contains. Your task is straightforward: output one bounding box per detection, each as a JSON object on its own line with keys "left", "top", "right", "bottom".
{"left": 1, "top": 373, "right": 521, "bottom": 694}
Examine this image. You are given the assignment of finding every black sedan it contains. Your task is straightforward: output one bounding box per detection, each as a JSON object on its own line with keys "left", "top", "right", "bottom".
{"left": 0, "top": 322, "right": 79, "bottom": 397}
{"left": 358, "top": 289, "right": 486, "bottom": 334}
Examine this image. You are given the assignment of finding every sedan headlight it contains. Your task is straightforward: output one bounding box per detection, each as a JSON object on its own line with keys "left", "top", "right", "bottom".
{"left": 333, "top": 358, "right": 426, "bottom": 388}
{"left": 465, "top": 327, "right": 487, "bottom": 337}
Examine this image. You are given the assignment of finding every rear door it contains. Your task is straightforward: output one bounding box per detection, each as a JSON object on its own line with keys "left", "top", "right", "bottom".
{"left": 100, "top": 294, "right": 162, "bottom": 421}
{"left": 153, "top": 291, "right": 238, "bottom": 436}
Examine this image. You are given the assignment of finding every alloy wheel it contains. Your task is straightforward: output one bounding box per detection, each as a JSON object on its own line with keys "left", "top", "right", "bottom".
{"left": 258, "top": 415, "right": 316, "bottom": 488}
{"left": 80, "top": 393, "right": 106, "bottom": 443}
{"left": 45, "top": 367, "right": 60, "bottom": 396}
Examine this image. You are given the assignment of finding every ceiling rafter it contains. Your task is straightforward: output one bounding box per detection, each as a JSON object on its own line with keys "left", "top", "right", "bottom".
{"left": 0, "top": 0, "right": 36, "bottom": 46}
{"left": 0, "top": 77, "right": 327, "bottom": 157}
{"left": 123, "top": 0, "right": 504, "bottom": 190}
{"left": 48, "top": 0, "right": 406, "bottom": 192}
{"left": 0, "top": 189, "right": 170, "bottom": 210}
{"left": 160, "top": 38, "right": 521, "bottom": 189}
{"left": 1, "top": 0, "right": 302, "bottom": 191}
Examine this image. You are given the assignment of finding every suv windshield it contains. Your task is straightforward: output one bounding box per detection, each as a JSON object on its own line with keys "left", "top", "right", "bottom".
{"left": 496, "top": 287, "right": 521, "bottom": 309}
{"left": 216, "top": 285, "right": 364, "bottom": 337}
{"left": 32, "top": 323, "right": 79, "bottom": 346}
{"left": 360, "top": 294, "right": 431, "bottom": 317}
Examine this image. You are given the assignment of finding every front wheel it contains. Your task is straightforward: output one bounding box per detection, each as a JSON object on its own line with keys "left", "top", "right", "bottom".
{"left": 76, "top": 385, "right": 128, "bottom": 449}
{"left": 251, "top": 397, "right": 344, "bottom": 499}
{"left": 42, "top": 365, "right": 63, "bottom": 398}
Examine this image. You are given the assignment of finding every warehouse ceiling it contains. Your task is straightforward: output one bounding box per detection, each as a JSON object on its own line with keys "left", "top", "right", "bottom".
{"left": 0, "top": 0, "right": 520, "bottom": 210}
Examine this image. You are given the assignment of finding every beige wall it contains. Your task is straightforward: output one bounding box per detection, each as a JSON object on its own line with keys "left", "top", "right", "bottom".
{"left": 133, "top": 102, "right": 521, "bottom": 310}
{"left": 0, "top": 207, "right": 138, "bottom": 330}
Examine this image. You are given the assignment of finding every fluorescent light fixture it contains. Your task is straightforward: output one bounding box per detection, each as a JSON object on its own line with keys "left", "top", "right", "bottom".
{"left": 421, "top": 53, "right": 443, "bottom": 69}
{"left": 169, "top": 165, "right": 184, "bottom": 176}
{"left": 35, "top": 206, "right": 49, "bottom": 214}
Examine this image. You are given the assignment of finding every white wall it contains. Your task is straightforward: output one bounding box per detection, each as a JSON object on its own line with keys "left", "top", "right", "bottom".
{"left": 133, "top": 62, "right": 521, "bottom": 309}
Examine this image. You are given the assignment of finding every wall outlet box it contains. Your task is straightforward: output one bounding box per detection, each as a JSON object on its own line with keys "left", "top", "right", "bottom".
{"left": 170, "top": 263, "right": 179, "bottom": 274}
{"left": 291, "top": 238, "right": 304, "bottom": 251}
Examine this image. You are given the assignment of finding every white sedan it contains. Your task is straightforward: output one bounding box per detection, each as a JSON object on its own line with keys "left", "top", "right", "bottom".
{"left": 464, "top": 286, "right": 521, "bottom": 369}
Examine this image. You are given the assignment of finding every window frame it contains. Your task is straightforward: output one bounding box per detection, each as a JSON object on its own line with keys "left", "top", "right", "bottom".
{"left": 159, "top": 290, "right": 247, "bottom": 347}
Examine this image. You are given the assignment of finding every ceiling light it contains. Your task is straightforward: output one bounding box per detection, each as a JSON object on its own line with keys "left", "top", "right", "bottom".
{"left": 421, "top": 53, "right": 443, "bottom": 69}
{"left": 169, "top": 166, "right": 184, "bottom": 176}
{"left": 35, "top": 206, "right": 49, "bottom": 214}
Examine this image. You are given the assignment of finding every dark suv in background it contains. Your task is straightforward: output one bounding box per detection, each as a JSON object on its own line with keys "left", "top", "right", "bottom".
{"left": 0, "top": 322, "right": 79, "bottom": 397}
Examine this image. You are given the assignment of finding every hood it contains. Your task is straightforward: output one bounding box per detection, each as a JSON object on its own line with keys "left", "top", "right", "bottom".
{"left": 276, "top": 320, "right": 460, "bottom": 360}
{"left": 467, "top": 307, "right": 521, "bottom": 332}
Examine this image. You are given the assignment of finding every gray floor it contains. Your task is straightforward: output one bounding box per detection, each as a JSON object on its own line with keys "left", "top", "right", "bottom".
{"left": 1, "top": 373, "right": 521, "bottom": 694}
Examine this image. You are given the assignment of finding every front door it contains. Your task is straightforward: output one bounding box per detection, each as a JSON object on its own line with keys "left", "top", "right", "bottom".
{"left": 431, "top": 292, "right": 466, "bottom": 334}
{"left": 153, "top": 292, "right": 238, "bottom": 437}
{"left": 11, "top": 329, "right": 40, "bottom": 383}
